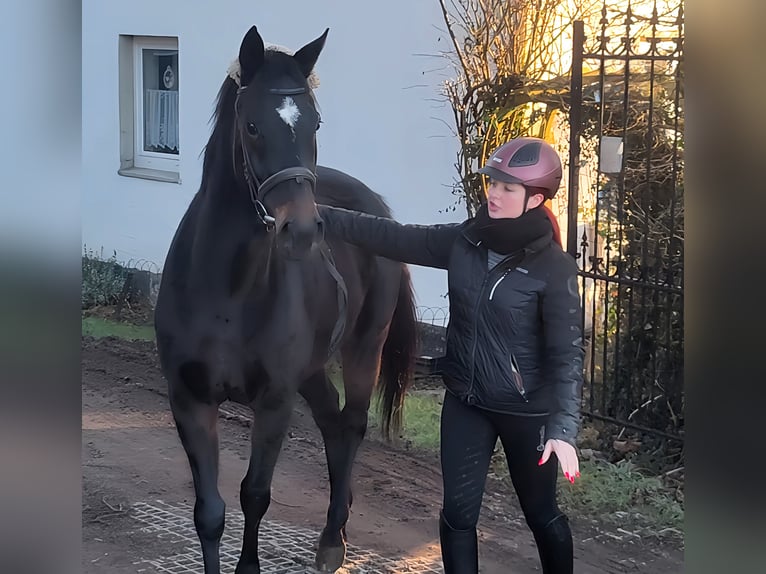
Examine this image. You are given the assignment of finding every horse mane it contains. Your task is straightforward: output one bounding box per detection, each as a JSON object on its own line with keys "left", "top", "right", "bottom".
{"left": 199, "top": 76, "right": 240, "bottom": 192}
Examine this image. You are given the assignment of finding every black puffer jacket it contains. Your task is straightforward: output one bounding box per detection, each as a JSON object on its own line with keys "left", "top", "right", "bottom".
{"left": 318, "top": 205, "right": 584, "bottom": 445}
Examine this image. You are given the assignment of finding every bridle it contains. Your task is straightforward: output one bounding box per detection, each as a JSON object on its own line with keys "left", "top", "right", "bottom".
{"left": 234, "top": 84, "right": 317, "bottom": 230}
{"left": 232, "top": 80, "right": 347, "bottom": 358}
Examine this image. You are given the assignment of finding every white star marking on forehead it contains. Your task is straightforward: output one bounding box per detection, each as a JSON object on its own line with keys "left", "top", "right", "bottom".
{"left": 276, "top": 97, "right": 301, "bottom": 129}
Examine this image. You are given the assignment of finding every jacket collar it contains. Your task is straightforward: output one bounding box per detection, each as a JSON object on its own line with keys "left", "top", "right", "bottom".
{"left": 461, "top": 217, "right": 554, "bottom": 255}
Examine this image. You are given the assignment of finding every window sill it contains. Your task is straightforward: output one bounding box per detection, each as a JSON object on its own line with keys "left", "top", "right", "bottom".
{"left": 118, "top": 166, "right": 181, "bottom": 184}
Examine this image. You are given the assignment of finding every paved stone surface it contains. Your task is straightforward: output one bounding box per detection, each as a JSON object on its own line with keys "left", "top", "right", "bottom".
{"left": 131, "top": 500, "right": 443, "bottom": 573}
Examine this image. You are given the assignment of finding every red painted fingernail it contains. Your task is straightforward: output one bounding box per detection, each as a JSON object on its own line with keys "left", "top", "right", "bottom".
{"left": 576, "top": 471, "right": 581, "bottom": 478}
{"left": 538, "top": 458, "right": 544, "bottom": 466}
{"left": 570, "top": 476, "right": 575, "bottom": 484}
{"left": 565, "top": 472, "right": 570, "bottom": 479}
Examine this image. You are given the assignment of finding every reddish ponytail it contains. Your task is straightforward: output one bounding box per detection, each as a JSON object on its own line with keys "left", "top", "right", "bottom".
{"left": 542, "top": 204, "right": 563, "bottom": 248}
{"left": 525, "top": 186, "right": 563, "bottom": 249}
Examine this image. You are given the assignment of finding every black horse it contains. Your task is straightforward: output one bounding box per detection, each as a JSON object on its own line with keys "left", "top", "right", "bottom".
{"left": 154, "top": 26, "right": 418, "bottom": 574}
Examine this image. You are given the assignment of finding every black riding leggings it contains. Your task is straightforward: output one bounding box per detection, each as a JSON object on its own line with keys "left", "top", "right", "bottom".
{"left": 440, "top": 391, "right": 572, "bottom": 569}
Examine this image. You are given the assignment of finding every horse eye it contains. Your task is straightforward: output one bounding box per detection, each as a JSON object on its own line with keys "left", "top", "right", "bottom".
{"left": 246, "top": 122, "right": 258, "bottom": 136}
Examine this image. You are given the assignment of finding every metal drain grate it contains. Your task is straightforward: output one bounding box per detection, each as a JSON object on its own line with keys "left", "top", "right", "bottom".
{"left": 131, "top": 500, "right": 442, "bottom": 573}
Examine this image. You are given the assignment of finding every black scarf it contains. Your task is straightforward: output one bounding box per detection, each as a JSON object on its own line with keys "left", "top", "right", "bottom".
{"left": 469, "top": 203, "right": 552, "bottom": 255}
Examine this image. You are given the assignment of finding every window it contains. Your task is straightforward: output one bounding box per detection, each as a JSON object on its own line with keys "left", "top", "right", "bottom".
{"left": 118, "top": 35, "right": 180, "bottom": 183}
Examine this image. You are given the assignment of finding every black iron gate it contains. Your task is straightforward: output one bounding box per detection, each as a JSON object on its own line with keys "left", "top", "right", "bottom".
{"left": 567, "top": 1, "right": 684, "bottom": 441}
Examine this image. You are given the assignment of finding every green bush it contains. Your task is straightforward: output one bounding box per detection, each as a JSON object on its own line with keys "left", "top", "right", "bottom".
{"left": 82, "top": 246, "right": 129, "bottom": 309}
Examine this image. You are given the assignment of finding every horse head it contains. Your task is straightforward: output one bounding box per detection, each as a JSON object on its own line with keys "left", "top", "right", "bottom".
{"left": 233, "top": 26, "right": 328, "bottom": 259}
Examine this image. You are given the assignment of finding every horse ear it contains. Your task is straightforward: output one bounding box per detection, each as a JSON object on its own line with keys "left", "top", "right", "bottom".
{"left": 239, "top": 26, "right": 265, "bottom": 86}
{"left": 293, "top": 28, "right": 329, "bottom": 79}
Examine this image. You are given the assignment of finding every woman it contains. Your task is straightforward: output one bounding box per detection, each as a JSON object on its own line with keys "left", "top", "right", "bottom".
{"left": 317, "top": 137, "right": 583, "bottom": 573}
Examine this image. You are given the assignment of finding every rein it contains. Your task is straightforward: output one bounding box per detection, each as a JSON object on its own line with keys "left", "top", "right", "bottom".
{"left": 319, "top": 243, "right": 348, "bottom": 358}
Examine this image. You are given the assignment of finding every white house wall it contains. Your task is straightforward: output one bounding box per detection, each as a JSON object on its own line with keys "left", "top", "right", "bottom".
{"left": 82, "top": 0, "right": 462, "bottom": 312}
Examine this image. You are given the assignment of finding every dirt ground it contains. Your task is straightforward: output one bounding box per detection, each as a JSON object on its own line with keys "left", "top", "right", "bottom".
{"left": 81, "top": 335, "right": 684, "bottom": 573}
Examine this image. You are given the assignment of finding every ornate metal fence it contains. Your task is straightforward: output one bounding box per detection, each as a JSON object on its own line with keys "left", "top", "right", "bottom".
{"left": 567, "top": 1, "right": 684, "bottom": 441}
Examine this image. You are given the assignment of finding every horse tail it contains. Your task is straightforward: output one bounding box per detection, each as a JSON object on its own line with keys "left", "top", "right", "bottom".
{"left": 377, "top": 264, "right": 419, "bottom": 441}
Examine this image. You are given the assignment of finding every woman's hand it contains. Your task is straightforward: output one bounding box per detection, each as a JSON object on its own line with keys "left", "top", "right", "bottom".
{"left": 539, "top": 439, "right": 580, "bottom": 484}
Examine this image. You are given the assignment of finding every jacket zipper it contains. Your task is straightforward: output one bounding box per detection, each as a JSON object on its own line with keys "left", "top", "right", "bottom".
{"left": 489, "top": 256, "right": 525, "bottom": 402}
{"left": 466, "top": 273, "right": 491, "bottom": 402}
{"left": 463, "top": 238, "right": 525, "bottom": 404}
{"left": 509, "top": 353, "right": 529, "bottom": 402}
{"left": 488, "top": 269, "right": 511, "bottom": 300}
{"left": 466, "top": 253, "right": 521, "bottom": 401}
{"left": 464, "top": 235, "right": 484, "bottom": 403}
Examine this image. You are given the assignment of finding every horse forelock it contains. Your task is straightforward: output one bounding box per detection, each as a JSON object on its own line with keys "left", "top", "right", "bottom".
{"left": 227, "top": 43, "right": 321, "bottom": 89}
{"left": 222, "top": 43, "right": 321, "bottom": 131}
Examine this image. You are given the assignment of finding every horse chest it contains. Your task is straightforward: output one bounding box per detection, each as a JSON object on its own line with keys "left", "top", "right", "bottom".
{"left": 192, "top": 310, "right": 311, "bottom": 398}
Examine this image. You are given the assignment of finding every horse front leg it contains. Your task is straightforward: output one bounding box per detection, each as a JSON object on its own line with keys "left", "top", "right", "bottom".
{"left": 235, "top": 384, "right": 297, "bottom": 574}
{"left": 169, "top": 377, "right": 225, "bottom": 574}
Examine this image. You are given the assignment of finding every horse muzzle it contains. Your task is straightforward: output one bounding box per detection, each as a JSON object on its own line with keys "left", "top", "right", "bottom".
{"left": 276, "top": 212, "right": 323, "bottom": 258}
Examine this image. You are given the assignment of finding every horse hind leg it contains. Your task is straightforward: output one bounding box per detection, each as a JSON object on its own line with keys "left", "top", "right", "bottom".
{"left": 169, "top": 362, "right": 226, "bottom": 574}
{"left": 314, "top": 334, "right": 388, "bottom": 572}
{"left": 299, "top": 370, "right": 352, "bottom": 571}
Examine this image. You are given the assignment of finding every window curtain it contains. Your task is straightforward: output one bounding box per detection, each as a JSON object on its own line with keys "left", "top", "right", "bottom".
{"left": 144, "top": 89, "right": 179, "bottom": 152}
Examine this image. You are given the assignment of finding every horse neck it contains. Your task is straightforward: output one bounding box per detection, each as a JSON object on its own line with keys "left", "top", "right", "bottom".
{"left": 189, "top": 160, "right": 276, "bottom": 300}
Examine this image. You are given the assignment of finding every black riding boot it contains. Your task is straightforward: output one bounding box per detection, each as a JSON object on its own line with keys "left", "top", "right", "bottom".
{"left": 531, "top": 514, "right": 574, "bottom": 574}
{"left": 439, "top": 510, "right": 478, "bottom": 574}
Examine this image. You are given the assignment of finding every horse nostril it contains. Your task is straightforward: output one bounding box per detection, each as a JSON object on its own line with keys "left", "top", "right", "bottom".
{"left": 279, "top": 220, "right": 293, "bottom": 236}
{"left": 278, "top": 216, "right": 323, "bottom": 254}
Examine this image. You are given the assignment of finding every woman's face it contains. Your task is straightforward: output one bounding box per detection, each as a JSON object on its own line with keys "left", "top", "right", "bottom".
{"left": 486, "top": 180, "right": 545, "bottom": 219}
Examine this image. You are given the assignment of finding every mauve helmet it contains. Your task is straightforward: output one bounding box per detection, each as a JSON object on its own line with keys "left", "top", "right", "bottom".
{"left": 478, "top": 137, "right": 563, "bottom": 199}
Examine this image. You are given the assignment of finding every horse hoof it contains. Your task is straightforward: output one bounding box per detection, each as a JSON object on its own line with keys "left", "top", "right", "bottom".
{"left": 234, "top": 561, "right": 260, "bottom": 574}
{"left": 315, "top": 543, "right": 346, "bottom": 572}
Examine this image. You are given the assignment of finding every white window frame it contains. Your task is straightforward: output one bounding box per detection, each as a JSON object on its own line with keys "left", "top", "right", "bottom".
{"left": 118, "top": 35, "right": 181, "bottom": 183}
